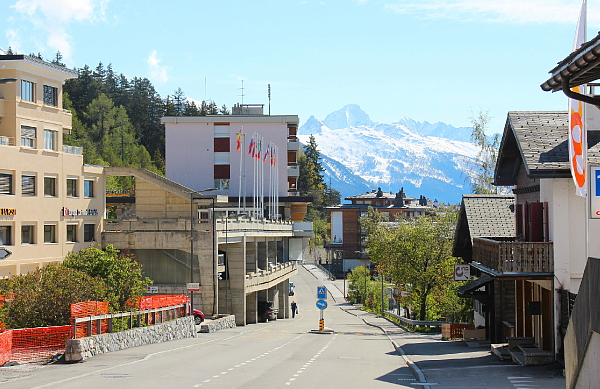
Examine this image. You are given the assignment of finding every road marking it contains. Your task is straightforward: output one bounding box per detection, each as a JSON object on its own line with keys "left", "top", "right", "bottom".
{"left": 283, "top": 333, "right": 338, "bottom": 386}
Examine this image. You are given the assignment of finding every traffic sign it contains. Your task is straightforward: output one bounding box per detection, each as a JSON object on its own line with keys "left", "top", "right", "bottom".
{"left": 317, "top": 286, "right": 327, "bottom": 299}
{"left": 0, "top": 247, "right": 11, "bottom": 260}
{"left": 316, "top": 299, "right": 328, "bottom": 310}
{"left": 187, "top": 282, "right": 200, "bottom": 291}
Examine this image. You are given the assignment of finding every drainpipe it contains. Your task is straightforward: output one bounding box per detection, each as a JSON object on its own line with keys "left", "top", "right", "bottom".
{"left": 561, "top": 75, "right": 600, "bottom": 109}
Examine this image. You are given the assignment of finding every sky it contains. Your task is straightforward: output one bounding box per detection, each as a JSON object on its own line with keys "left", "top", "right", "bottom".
{"left": 1, "top": 0, "right": 598, "bottom": 134}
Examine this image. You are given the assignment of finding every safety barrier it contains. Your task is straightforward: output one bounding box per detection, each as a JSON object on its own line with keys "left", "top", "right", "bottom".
{"left": 10, "top": 326, "right": 73, "bottom": 362}
{"left": 138, "top": 295, "right": 188, "bottom": 310}
{"left": 0, "top": 330, "right": 11, "bottom": 365}
{"left": 71, "top": 301, "right": 110, "bottom": 339}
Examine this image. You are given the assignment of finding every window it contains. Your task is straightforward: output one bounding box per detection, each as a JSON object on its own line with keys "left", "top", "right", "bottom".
{"left": 43, "top": 85, "right": 58, "bottom": 107}
{"left": 213, "top": 179, "right": 230, "bottom": 190}
{"left": 0, "top": 226, "right": 11, "bottom": 245}
{"left": 21, "top": 80, "right": 34, "bottom": 102}
{"left": 21, "top": 225, "right": 34, "bottom": 244}
{"left": 84, "top": 180, "right": 94, "bottom": 197}
{"left": 44, "top": 130, "right": 57, "bottom": 151}
{"left": 44, "top": 224, "right": 56, "bottom": 243}
{"left": 21, "top": 126, "right": 36, "bottom": 148}
{"left": 22, "top": 175, "right": 36, "bottom": 196}
{"left": 66, "top": 224, "right": 77, "bottom": 243}
{"left": 66, "top": 178, "right": 78, "bottom": 197}
{"left": 0, "top": 173, "right": 13, "bottom": 195}
{"left": 0, "top": 226, "right": 12, "bottom": 245}
{"left": 84, "top": 224, "right": 95, "bottom": 242}
{"left": 44, "top": 177, "right": 56, "bottom": 197}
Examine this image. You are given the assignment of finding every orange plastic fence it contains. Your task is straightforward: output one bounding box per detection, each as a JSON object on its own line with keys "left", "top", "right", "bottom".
{"left": 138, "top": 295, "right": 188, "bottom": 310}
{"left": 0, "top": 330, "right": 12, "bottom": 365}
{"left": 71, "top": 301, "right": 110, "bottom": 338}
{"left": 10, "top": 326, "right": 72, "bottom": 362}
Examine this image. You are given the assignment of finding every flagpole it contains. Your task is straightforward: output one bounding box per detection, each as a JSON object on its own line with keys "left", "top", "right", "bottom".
{"left": 238, "top": 128, "right": 244, "bottom": 213}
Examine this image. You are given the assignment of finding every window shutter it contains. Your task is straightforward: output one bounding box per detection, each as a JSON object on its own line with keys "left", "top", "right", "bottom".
{"left": 22, "top": 176, "right": 35, "bottom": 195}
{"left": 0, "top": 174, "right": 13, "bottom": 194}
{"left": 21, "top": 126, "right": 36, "bottom": 139}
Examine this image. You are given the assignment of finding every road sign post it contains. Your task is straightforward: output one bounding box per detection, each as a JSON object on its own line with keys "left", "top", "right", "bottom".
{"left": 316, "top": 286, "right": 328, "bottom": 331}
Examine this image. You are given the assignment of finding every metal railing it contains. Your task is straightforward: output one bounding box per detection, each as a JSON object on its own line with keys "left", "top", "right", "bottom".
{"left": 0, "top": 136, "right": 14, "bottom": 146}
{"left": 384, "top": 311, "right": 444, "bottom": 328}
{"left": 71, "top": 304, "right": 187, "bottom": 338}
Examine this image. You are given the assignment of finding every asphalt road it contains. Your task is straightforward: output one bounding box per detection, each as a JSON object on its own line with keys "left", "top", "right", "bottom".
{"left": 0, "top": 265, "right": 416, "bottom": 389}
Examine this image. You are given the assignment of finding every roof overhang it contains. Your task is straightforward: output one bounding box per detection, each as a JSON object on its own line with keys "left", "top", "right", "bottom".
{"left": 541, "top": 33, "right": 600, "bottom": 92}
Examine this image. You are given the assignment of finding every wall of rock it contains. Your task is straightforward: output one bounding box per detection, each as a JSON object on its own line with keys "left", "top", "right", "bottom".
{"left": 65, "top": 316, "right": 196, "bottom": 362}
{"left": 200, "top": 315, "right": 236, "bottom": 333}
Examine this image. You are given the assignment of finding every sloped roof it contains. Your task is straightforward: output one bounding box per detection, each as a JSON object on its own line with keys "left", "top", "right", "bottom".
{"left": 452, "top": 194, "right": 515, "bottom": 258}
{"left": 462, "top": 194, "right": 515, "bottom": 238}
{"left": 541, "top": 32, "right": 600, "bottom": 92}
{"left": 494, "top": 111, "right": 600, "bottom": 185}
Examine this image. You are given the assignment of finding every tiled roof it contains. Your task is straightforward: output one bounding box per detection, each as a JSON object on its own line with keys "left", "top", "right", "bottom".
{"left": 504, "top": 112, "right": 600, "bottom": 176}
{"left": 462, "top": 194, "right": 515, "bottom": 239}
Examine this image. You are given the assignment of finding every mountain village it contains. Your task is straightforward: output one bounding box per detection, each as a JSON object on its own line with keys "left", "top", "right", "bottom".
{"left": 1, "top": 3, "right": 600, "bottom": 389}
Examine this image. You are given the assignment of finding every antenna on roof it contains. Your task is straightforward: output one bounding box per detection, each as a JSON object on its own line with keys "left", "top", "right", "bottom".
{"left": 268, "top": 84, "right": 271, "bottom": 116}
{"left": 239, "top": 79, "right": 245, "bottom": 105}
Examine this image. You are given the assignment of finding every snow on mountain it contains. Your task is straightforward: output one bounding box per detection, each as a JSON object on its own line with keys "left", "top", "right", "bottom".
{"left": 299, "top": 105, "right": 481, "bottom": 203}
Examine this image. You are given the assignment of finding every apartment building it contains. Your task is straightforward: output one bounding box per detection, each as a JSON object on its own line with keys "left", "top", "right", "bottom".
{"left": 0, "top": 54, "right": 105, "bottom": 277}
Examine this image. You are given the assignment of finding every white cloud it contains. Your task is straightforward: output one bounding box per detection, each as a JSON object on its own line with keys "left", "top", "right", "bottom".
{"left": 10, "top": 0, "right": 110, "bottom": 60}
{"left": 384, "top": 1, "right": 597, "bottom": 25}
{"left": 5, "top": 29, "right": 21, "bottom": 53}
{"left": 148, "top": 50, "right": 169, "bottom": 84}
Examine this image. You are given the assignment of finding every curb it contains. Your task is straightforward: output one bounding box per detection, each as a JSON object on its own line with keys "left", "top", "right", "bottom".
{"left": 340, "top": 306, "right": 431, "bottom": 389}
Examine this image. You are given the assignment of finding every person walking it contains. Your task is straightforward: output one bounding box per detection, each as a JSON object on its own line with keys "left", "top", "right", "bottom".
{"left": 291, "top": 301, "right": 298, "bottom": 318}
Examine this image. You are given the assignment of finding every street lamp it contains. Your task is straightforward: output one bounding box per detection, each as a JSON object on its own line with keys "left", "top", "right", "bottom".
{"left": 0, "top": 78, "right": 17, "bottom": 84}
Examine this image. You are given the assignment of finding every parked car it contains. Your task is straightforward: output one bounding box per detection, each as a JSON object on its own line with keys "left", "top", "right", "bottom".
{"left": 193, "top": 309, "right": 205, "bottom": 325}
{"left": 258, "top": 301, "right": 278, "bottom": 322}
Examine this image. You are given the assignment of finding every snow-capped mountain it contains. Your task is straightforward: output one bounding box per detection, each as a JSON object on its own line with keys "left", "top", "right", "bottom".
{"left": 299, "top": 104, "right": 482, "bottom": 204}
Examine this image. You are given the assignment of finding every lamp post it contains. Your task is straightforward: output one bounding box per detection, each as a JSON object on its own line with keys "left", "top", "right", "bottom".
{"left": 0, "top": 78, "right": 17, "bottom": 84}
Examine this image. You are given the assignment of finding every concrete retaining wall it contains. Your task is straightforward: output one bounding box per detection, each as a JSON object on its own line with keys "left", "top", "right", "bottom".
{"left": 200, "top": 315, "right": 236, "bottom": 333}
{"left": 65, "top": 316, "right": 196, "bottom": 362}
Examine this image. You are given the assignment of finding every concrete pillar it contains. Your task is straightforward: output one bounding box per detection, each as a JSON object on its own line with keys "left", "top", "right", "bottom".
{"left": 278, "top": 280, "right": 290, "bottom": 319}
{"left": 246, "top": 241, "right": 257, "bottom": 273}
{"left": 227, "top": 238, "right": 247, "bottom": 326}
{"left": 270, "top": 288, "right": 280, "bottom": 315}
{"left": 268, "top": 240, "right": 277, "bottom": 264}
{"left": 246, "top": 292, "right": 257, "bottom": 324}
{"left": 258, "top": 241, "right": 267, "bottom": 270}
{"left": 277, "top": 240, "right": 285, "bottom": 263}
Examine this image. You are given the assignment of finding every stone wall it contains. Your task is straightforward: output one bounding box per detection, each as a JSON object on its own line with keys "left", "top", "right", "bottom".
{"left": 65, "top": 316, "right": 196, "bottom": 362}
{"left": 200, "top": 315, "right": 236, "bottom": 333}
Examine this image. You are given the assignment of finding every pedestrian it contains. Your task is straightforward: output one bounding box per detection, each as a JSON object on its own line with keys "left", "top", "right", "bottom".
{"left": 291, "top": 301, "right": 298, "bottom": 318}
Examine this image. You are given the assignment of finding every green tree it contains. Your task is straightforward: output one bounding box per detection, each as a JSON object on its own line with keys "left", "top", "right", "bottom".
{"left": 361, "top": 206, "right": 460, "bottom": 320}
{"left": 0, "top": 264, "right": 107, "bottom": 328}
{"left": 469, "top": 110, "right": 501, "bottom": 194}
{"left": 63, "top": 245, "right": 152, "bottom": 312}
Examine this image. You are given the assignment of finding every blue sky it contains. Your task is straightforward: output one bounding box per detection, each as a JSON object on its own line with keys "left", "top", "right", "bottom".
{"left": 1, "top": 0, "right": 597, "bottom": 134}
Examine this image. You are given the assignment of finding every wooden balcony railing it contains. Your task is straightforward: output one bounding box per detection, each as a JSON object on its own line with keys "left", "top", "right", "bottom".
{"left": 472, "top": 237, "right": 553, "bottom": 273}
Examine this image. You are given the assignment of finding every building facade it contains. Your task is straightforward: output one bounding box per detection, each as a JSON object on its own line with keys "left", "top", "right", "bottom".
{"left": 0, "top": 54, "right": 105, "bottom": 278}
{"left": 325, "top": 188, "right": 432, "bottom": 275}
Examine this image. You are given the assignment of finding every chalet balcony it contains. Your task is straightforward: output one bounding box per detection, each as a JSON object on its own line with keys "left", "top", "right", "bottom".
{"left": 472, "top": 237, "right": 553, "bottom": 273}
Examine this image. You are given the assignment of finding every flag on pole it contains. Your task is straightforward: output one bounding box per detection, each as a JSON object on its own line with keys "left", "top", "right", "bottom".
{"left": 236, "top": 129, "right": 242, "bottom": 152}
{"left": 569, "top": 0, "right": 587, "bottom": 197}
{"left": 248, "top": 136, "right": 255, "bottom": 157}
{"left": 271, "top": 145, "right": 276, "bottom": 167}
{"left": 256, "top": 138, "right": 262, "bottom": 160}
{"left": 263, "top": 142, "right": 271, "bottom": 162}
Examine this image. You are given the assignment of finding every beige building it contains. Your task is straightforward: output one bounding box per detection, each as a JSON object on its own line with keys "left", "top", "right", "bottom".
{"left": 0, "top": 54, "right": 105, "bottom": 277}
{"left": 102, "top": 167, "right": 305, "bottom": 325}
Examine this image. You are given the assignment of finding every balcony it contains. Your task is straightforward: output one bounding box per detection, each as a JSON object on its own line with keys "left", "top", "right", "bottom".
{"left": 63, "top": 145, "right": 83, "bottom": 155}
{"left": 472, "top": 237, "right": 553, "bottom": 273}
{"left": 0, "top": 136, "right": 14, "bottom": 146}
{"left": 287, "top": 138, "right": 300, "bottom": 151}
{"left": 287, "top": 165, "right": 299, "bottom": 177}
{"left": 245, "top": 261, "right": 297, "bottom": 293}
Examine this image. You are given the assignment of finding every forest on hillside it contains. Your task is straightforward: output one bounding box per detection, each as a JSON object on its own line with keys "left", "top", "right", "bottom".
{"left": 59, "top": 60, "right": 229, "bottom": 190}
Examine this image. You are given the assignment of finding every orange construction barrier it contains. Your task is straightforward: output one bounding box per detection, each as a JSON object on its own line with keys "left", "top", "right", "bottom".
{"left": 0, "top": 329, "right": 11, "bottom": 365}
{"left": 10, "top": 326, "right": 72, "bottom": 362}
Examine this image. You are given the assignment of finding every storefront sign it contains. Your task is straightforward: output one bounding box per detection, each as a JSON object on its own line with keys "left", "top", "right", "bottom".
{"left": 0, "top": 209, "right": 16, "bottom": 216}
{"left": 62, "top": 207, "right": 99, "bottom": 217}
{"left": 454, "top": 264, "right": 470, "bottom": 281}
{"left": 591, "top": 167, "right": 600, "bottom": 219}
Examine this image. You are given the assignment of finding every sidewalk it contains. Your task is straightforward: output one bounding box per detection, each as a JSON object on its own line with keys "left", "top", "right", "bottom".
{"left": 303, "top": 265, "right": 566, "bottom": 389}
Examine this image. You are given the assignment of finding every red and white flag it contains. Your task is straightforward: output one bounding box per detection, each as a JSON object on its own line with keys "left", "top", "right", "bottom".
{"left": 569, "top": 0, "right": 587, "bottom": 197}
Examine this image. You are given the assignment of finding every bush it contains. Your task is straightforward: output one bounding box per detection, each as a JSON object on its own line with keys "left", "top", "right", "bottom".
{"left": 0, "top": 264, "right": 107, "bottom": 328}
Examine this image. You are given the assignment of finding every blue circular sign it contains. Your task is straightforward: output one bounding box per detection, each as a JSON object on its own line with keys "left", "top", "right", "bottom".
{"left": 316, "top": 300, "right": 328, "bottom": 310}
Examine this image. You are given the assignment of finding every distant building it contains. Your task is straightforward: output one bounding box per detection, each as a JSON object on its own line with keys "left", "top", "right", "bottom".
{"left": 325, "top": 188, "right": 433, "bottom": 274}
{"left": 0, "top": 54, "right": 105, "bottom": 278}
